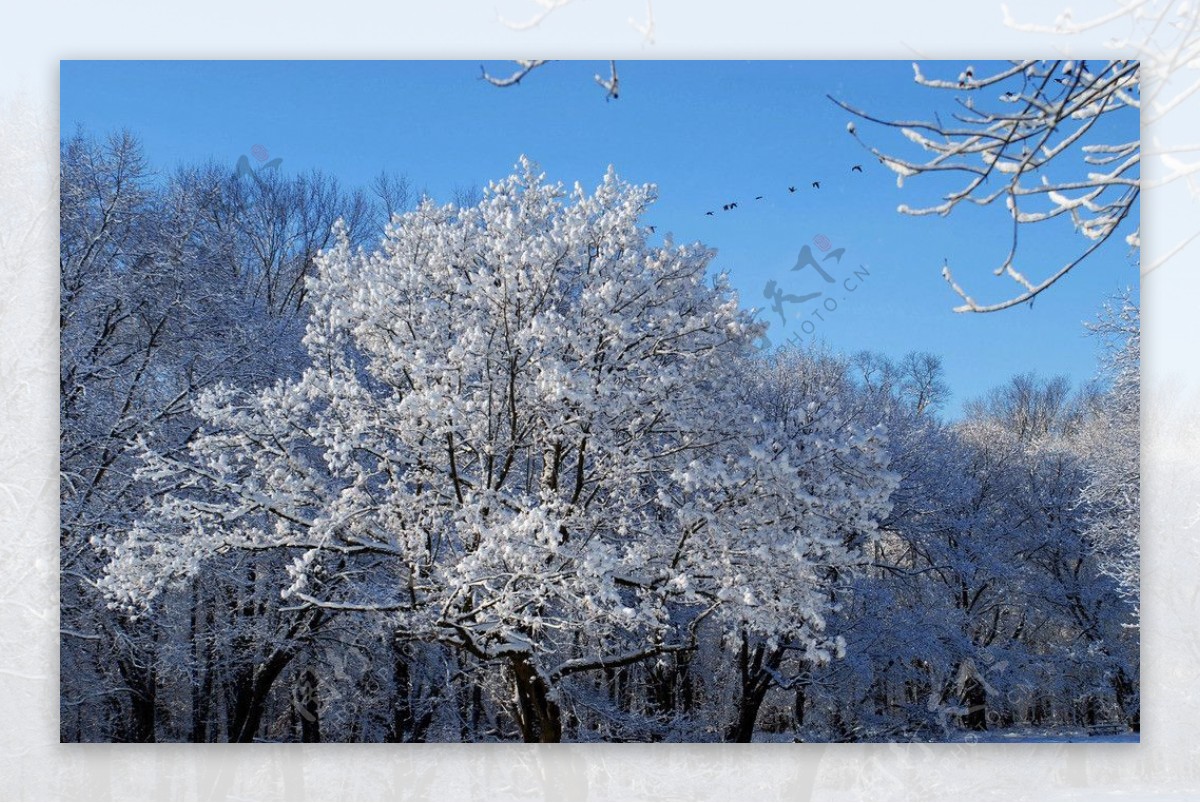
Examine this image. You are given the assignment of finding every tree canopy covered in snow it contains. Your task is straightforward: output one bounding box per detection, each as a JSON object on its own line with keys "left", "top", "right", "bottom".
{"left": 62, "top": 136, "right": 1139, "bottom": 743}
{"left": 98, "top": 160, "right": 898, "bottom": 741}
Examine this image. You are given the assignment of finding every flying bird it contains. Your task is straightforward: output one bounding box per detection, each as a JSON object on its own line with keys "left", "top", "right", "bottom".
{"left": 812, "top": 181, "right": 820, "bottom": 189}
{"left": 706, "top": 211, "right": 714, "bottom": 216}
{"left": 755, "top": 195, "right": 764, "bottom": 200}
{"left": 729, "top": 201, "right": 738, "bottom": 209}
{"left": 851, "top": 165, "right": 863, "bottom": 173}
{"left": 723, "top": 204, "right": 730, "bottom": 211}
{"left": 647, "top": 225, "right": 656, "bottom": 233}
{"left": 788, "top": 186, "right": 796, "bottom": 193}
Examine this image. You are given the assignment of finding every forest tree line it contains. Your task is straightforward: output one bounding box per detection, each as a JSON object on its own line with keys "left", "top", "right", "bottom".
{"left": 60, "top": 131, "right": 1139, "bottom": 743}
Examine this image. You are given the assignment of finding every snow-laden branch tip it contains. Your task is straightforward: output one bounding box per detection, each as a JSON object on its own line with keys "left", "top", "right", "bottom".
{"left": 595, "top": 60, "right": 619, "bottom": 100}
{"left": 480, "top": 60, "right": 550, "bottom": 88}
{"left": 831, "top": 60, "right": 1139, "bottom": 312}
{"left": 497, "top": 0, "right": 573, "bottom": 31}
{"left": 1003, "top": 1, "right": 1199, "bottom": 276}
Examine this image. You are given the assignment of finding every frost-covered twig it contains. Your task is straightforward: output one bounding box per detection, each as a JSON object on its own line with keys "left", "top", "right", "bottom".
{"left": 479, "top": 59, "right": 550, "bottom": 88}
{"left": 497, "top": 0, "right": 573, "bottom": 31}
{"left": 594, "top": 60, "right": 619, "bottom": 100}
{"left": 630, "top": 0, "right": 656, "bottom": 44}
{"left": 499, "top": 0, "right": 657, "bottom": 43}
{"left": 832, "top": 60, "right": 1140, "bottom": 312}
{"left": 1004, "top": 1, "right": 1200, "bottom": 276}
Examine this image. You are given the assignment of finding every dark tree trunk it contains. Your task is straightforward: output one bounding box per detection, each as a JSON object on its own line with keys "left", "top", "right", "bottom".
{"left": 647, "top": 652, "right": 693, "bottom": 721}
{"left": 1112, "top": 667, "right": 1139, "bottom": 732}
{"left": 606, "top": 666, "right": 632, "bottom": 713}
{"left": 727, "top": 634, "right": 781, "bottom": 743}
{"left": 457, "top": 680, "right": 472, "bottom": 741}
{"left": 118, "top": 658, "right": 157, "bottom": 743}
{"left": 793, "top": 685, "right": 806, "bottom": 729}
{"left": 387, "top": 643, "right": 415, "bottom": 742}
{"left": 511, "top": 655, "right": 562, "bottom": 743}
{"left": 228, "top": 648, "right": 297, "bottom": 743}
{"left": 114, "top": 621, "right": 157, "bottom": 743}
{"left": 680, "top": 656, "right": 695, "bottom": 715}
{"left": 224, "top": 594, "right": 323, "bottom": 743}
{"left": 470, "top": 683, "right": 484, "bottom": 737}
{"left": 729, "top": 682, "right": 770, "bottom": 743}
{"left": 648, "top": 662, "right": 673, "bottom": 719}
{"left": 189, "top": 582, "right": 214, "bottom": 742}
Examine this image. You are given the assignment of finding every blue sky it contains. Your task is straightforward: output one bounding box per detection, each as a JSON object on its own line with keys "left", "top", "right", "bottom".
{"left": 59, "top": 60, "right": 1140, "bottom": 417}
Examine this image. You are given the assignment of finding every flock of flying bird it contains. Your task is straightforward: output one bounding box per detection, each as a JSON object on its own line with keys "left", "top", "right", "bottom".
{"left": 701, "top": 163, "right": 865, "bottom": 217}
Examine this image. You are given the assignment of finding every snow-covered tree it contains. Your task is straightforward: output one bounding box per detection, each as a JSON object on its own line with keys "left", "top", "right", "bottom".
{"left": 1077, "top": 294, "right": 1140, "bottom": 621}
{"left": 102, "top": 159, "right": 894, "bottom": 742}
{"left": 217, "top": 161, "right": 374, "bottom": 318}
{"left": 704, "top": 347, "right": 896, "bottom": 741}
{"left": 60, "top": 129, "right": 386, "bottom": 742}
{"left": 783, "top": 351, "right": 1136, "bottom": 740}
{"left": 944, "top": 370, "right": 1136, "bottom": 733}
{"left": 833, "top": 60, "right": 1139, "bottom": 312}
{"left": 67, "top": 129, "right": 1136, "bottom": 743}
{"left": 59, "top": 130, "right": 236, "bottom": 741}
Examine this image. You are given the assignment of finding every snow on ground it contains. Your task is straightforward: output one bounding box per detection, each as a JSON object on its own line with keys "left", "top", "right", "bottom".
{"left": 757, "top": 727, "right": 1138, "bottom": 743}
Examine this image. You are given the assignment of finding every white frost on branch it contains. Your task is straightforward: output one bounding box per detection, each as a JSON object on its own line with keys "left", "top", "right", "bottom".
{"left": 479, "top": 60, "right": 550, "bottom": 88}
{"left": 832, "top": 60, "right": 1140, "bottom": 312}
{"left": 1004, "top": 0, "right": 1200, "bottom": 277}
{"left": 496, "top": 0, "right": 574, "bottom": 31}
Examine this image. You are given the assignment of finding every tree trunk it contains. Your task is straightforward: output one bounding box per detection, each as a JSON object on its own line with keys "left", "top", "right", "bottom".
{"left": 727, "top": 635, "right": 781, "bottom": 743}
{"left": 728, "top": 681, "right": 770, "bottom": 743}
{"left": 228, "top": 648, "right": 296, "bottom": 743}
{"left": 387, "top": 643, "right": 415, "bottom": 742}
{"left": 793, "top": 684, "right": 806, "bottom": 729}
{"left": 114, "top": 628, "right": 157, "bottom": 743}
{"left": 1112, "top": 667, "right": 1139, "bottom": 732}
{"left": 189, "top": 581, "right": 214, "bottom": 742}
{"left": 511, "top": 655, "right": 562, "bottom": 743}
{"left": 120, "top": 659, "right": 157, "bottom": 743}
